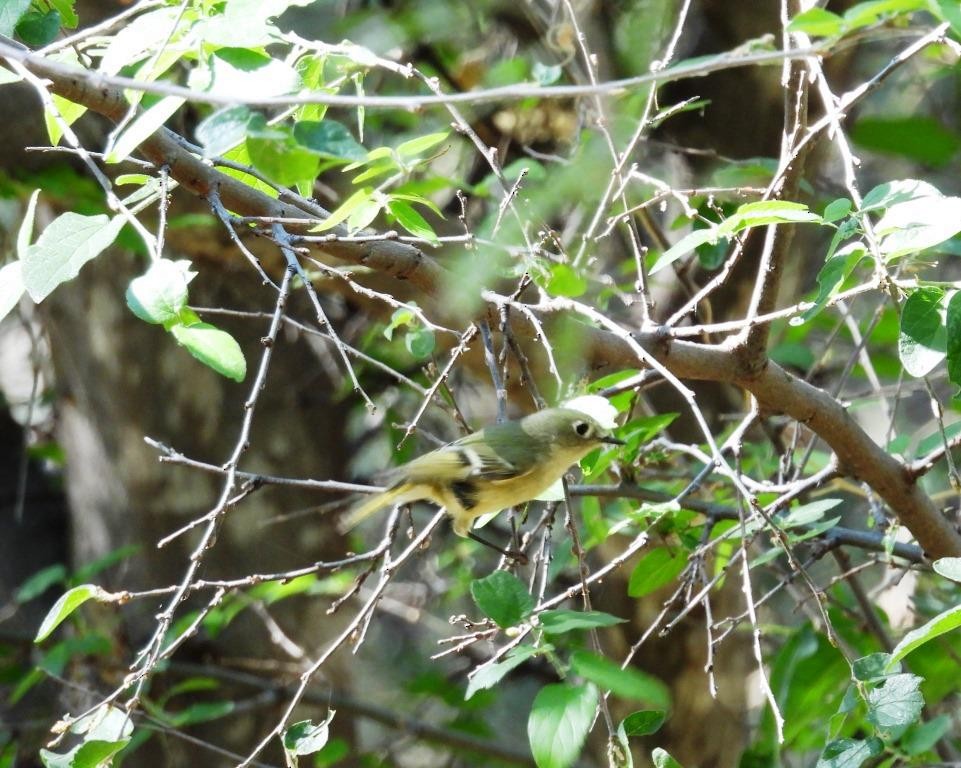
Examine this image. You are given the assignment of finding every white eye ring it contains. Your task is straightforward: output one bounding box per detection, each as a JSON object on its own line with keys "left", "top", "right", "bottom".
{"left": 574, "top": 421, "right": 591, "bottom": 437}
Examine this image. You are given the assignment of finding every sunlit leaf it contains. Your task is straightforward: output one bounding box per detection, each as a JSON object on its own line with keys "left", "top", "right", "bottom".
{"left": 527, "top": 683, "right": 597, "bottom": 768}
{"left": 787, "top": 7, "right": 845, "bottom": 36}
{"left": 816, "top": 738, "right": 883, "bottom": 768}
{"left": 933, "top": 557, "right": 961, "bottom": 582}
{"left": 283, "top": 712, "right": 335, "bottom": 766}
{"left": 387, "top": 199, "right": 438, "bottom": 243}
{"left": 22, "top": 214, "right": 124, "bottom": 302}
{"left": 866, "top": 673, "right": 923, "bottom": 729}
{"left": 169, "top": 321, "right": 247, "bottom": 382}
{"left": 876, "top": 196, "right": 961, "bottom": 258}
{"left": 106, "top": 96, "right": 185, "bottom": 163}
{"left": 196, "top": 105, "right": 252, "bottom": 158}
{"left": 887, "top": 604, "right": 961, "bottom": 667}
{"left": 0, "top": 261, "right": 25, "bottom": 322}
{"left": 899, "top": 287, "right": 947, "bottom": 377}
{"left": 35, "top": 584, "right": 113, "bottom": 642}
{"left": 396, "top": 131, "right": 449, "bottom": 159}
{"left": 0, "top": 0, "right": 31, "bottom": 37}
{"left": 126, "top": 259, "right": 196, "bottom": 326}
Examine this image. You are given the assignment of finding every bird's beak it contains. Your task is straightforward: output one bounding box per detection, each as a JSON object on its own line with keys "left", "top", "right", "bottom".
{"left": 600, "top": 435, "right": 625, "bottom": 446}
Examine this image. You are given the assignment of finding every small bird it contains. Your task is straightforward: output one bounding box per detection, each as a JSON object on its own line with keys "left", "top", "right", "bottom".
{"left": 344, "top": 405, "right": 623, "bottom": 558}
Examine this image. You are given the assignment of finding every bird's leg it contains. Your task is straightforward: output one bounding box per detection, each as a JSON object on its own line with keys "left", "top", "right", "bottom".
{"left": 467, "top": 531, "right": 529, "bottom": 566}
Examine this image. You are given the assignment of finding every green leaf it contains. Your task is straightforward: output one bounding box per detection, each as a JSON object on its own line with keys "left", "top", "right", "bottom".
{"left": 466, "top": 645, "right": 541, "bottom": 699}
{"left": 169, "top": 700, "right": 235, "bottom": 726}
{"left": 628, "top": 547, "right": 687, "bottom": 597}
{"left": 650, "top": 228, "right": 718, "bottom": 274}
{"left": 945, "top": 291, "right": 961, "bottom": 388}
{"left": 405, "top": 327, "right": 435, "bottom": 359}
{"left": 0, "top": 0, "right": 31, "bottom": 37}
{"left": 169, "top": 321, "right": 247, "bottom": 382}
{"left": 22, "top": 214, "right": 125, "bottom": 302}
{"left": 471, "top": 571, "right": 534, "bottom": 628}
{"left": 933, "top": 557, "right": 961, "bottom": 582}
{"left": 383, "top": 305, "right": 415, "bottom": 340}
{"left": 389, "top": 193, "right": 443, "bottom": 217}
{"left": 35, "top": 584, "right": 112, "bottom": 642}
{"left": 294, "top": 121, "right": 366, "bottom": 161}
{"left": 246, "top": 116, "right": 319, "bottom": 187}
{"left": 527, "top": 683, "right": 597, "bottom": 768}
{"left": 43, "top": 93, "right": 87, "bottom": 147}
{"left": 76, "top": 705, "right": 135, "bottom": 741}
{"left": 207, "top": 48, "right": 300, "bottom": 99}
{"left": 816, "top": 738, "right": 883, "bottom": 768}
{"left": 793, "top": 244, "right": 865, "bottom": 324}
{"left": 347, "top": 195, "right": 384, "bottom": 231}
{"left": 47, "top": 0, "right": 77, "bottom": 28}
{"left": 533, "top": 62, "right": 562, "bottom": 85}
{"left": 716, "top": 200, "right": 821, "bottom": 237}
{"left": 570, "top": 650, "right": 671, "bottom": 708}
{"left": 852, "top": 653, "right": 895, "bottom": 682}
{"left": 196, "top": 105, "right": 252, "bottom": 158}
{"left": 311, "top": 188, "right": 375, "bottom": 233}
{"left": 899, "top": 287, "right": 947, "bottom": 377}
{"left": 73, "top": 544, "right": 140, "bottom": 584}
{"left": 914, "top": 420, "right": 961, "bottom": 458}
{"left": 387, "top": 199, "right": 438, "bottom": 243}
{"left": 106, "top": 96, "right": 185, "bottom": 163}
{"left": 396, "top": 131, "right": 449, "bottom": 159}
{"left": 283, "top": 712, "right": 335, "bottom": 765}
{"left": 40, "top": 739, "right": 130, "bottom": 768}
{"left": 901, "top": 714, "right": 951, "bottom": 756}
{"left": 887, "top": 603, "right": 961, "bottom": 667}
{"left": 860, "top": 179, "right": 943, "bottom": 211}
{"left": 866, "top": 673, "right": 923, "bottom": 729}
{"left": 787, "top": 7, "right": 845, "bottom": 36}
{"left": 778, "top": 498, "right": 843, "bottom": 528}
{"left": 620, "top": 710, "right": 666, "bottom": 737}
{"left": 851, "top": 116, "right": 960, "bottom": 167}
{"left": 876, "top": 196, "right": 961, "bottom": 258}
{"left": 538, "top": 609, "right": 625, "bottom": 634}
{"left": 545, "top": 264, "right": 588, "bottom": 298}
{"left": 652, "top": 748, "right": 685, "bottom": 768}
{"left": 934, "top": 0, "right": 961, "bottom": 36}
{"left": 823, "top": 198, "right": 853, "bottom": 223}
{"left": 349, "top": 159, "right": 397, "bottom": 185}
{"left": 126, "top": 259, "right": 196, "bottom": 326}
{"left": 16, "top": 188, "right": 39, "bottom": 259}
{"left": 15, "top": 9, "right": 61, "bottom": 47}
{"left": 0, "top": 261, "right": 25, "bottom": 323}
{"left": 844, "top": 0, "right": 928, "bottom": 29}
{"left": 16, "top": 564, "right": 67, "bottom": 603}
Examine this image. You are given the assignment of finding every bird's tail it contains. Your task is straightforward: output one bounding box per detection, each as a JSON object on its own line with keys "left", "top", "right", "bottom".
{"left": 340, "top": 484, "right": 423, "bottom": 533}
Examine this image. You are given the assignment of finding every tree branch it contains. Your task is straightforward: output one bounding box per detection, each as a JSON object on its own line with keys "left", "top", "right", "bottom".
{"left": 0, "top": 41, "right": 445, "bottom": 294}
{"left": 522, "top": 307, "right": 961, "bottom": 560}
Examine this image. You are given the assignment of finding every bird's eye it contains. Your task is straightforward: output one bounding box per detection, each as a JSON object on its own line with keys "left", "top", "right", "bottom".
{"left": 574, "top": 421, "right": 591, "bottom": 437}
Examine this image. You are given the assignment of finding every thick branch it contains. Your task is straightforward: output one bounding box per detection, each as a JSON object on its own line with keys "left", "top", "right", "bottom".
{"left": 4, "top": 46, "right": 445, "bottom": 295}
{"left": 568, "top": 320, "right": 961, "bottom": 559}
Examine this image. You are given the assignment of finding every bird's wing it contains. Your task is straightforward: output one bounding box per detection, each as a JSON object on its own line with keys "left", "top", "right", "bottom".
{"left": 401, "top": 432, "right": 519, "bottom": 483}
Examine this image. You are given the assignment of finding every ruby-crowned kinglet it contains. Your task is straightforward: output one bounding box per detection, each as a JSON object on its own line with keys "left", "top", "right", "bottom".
{"left": 345, "top": 402, "right": 623, "bottom": 551}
